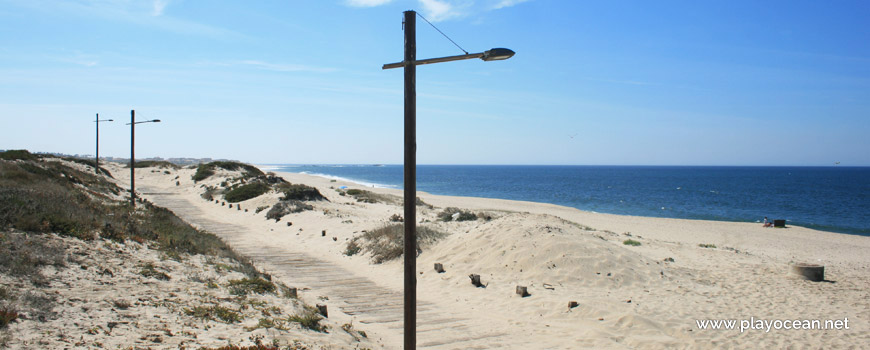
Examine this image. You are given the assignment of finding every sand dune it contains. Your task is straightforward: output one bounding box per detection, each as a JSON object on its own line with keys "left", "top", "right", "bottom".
{"left": 109, "top": 162, "right": 869, "bottom": 349}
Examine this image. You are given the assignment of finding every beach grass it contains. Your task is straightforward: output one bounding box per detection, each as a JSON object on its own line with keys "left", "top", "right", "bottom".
{"left": 351, "top": 224, "right": 447, "bottom": 263}
{"left": 623, "top": 239, "right": 642, "bottom": 246}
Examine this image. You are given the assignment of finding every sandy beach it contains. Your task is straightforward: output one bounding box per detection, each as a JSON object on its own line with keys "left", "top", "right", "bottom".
{"left": 85, "top": 161, "right": 867, "bottom": 349}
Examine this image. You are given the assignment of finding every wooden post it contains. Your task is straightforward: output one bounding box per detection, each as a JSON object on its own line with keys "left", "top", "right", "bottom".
{"left": 516, "top": 286, "right": 530, "bottom": 297}
{"left": 434, "top": 263, "right": 445, "bottom": 273}
{"left": 322, "top": 230, "right": 326, "bottom": 237}
{"left": 568, "top": 301, "right": 579, "bottom": 309}
{"left": 469, "top": 274, "right": 482, "bottom": 287}
{"left": 286, "top": 287, "right": 298, "bottom": 298}
{"left": 316, "top": 304, "right": 328, "bottom": 318}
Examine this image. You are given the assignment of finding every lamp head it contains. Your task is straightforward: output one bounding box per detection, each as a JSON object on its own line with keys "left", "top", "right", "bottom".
{"left": 152, "top": 119, "right": 161, "bottom": 123}
{"left": 108, "top": 119, "right": 114, "bottom": 122}
{"left": 481, "top": 48, "right": 515, "bottom": 61}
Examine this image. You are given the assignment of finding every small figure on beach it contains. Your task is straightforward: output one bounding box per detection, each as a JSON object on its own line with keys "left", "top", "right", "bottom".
{"left": 763, "top": 217, "right": 773, "bottom": 227}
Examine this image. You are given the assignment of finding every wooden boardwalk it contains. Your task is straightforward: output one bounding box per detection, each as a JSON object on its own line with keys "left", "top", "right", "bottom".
{"left": 142, "top": 189, "right": 518, "bottom": 349}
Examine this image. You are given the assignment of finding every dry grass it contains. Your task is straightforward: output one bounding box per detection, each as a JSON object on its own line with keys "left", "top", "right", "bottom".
{"left": 350, "top": 224, "right": 448, "bottom": 264}
{"left": 227, "top": 277, "right": 276, "bottom": 296}
{"left": 287, "top": 306, "right": 327, "bottom": 332}
{"left": 184, "top": 305, "right": 242, "bottom": 324}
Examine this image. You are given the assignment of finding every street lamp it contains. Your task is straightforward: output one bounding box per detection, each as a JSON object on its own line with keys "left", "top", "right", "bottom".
{"left": 382, "top": 10, "right": 514, "bottom": 350}
{"left": 94, "top": 113, "right": 114, "bottom": 175}
{"left": 125, "top": 109, "right": 161, "bottom": 206}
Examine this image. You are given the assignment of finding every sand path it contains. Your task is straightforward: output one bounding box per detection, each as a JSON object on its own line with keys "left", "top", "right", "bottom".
{"left": 141, "top": 186, "right": 523, "bottom": 350}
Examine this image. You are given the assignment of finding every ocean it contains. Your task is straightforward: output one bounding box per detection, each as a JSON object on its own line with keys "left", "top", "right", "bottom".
{"left": 262, "top": 165, "right": 870, "bottom": 236}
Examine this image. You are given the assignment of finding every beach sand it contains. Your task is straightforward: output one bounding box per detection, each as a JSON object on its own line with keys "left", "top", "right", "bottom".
{"left": 110, "top": 163, "right": 869, "bottom": 349}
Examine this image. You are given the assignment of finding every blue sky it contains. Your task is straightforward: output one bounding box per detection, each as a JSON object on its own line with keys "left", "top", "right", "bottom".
{"left": 1, "top": 0, "right": 868, "bottom": 166}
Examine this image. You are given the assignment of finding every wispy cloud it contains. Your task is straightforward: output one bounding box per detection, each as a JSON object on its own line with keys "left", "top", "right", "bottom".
{"left": 235, "top": 60, "right": 336, "bottom": 73}
{"left": 152, "top": 0, "right": 170, "bottom": 16}
{"left": 419, "top": 0, "right": 463, "bottom": 22}
{"left": 5, "top": 0, "right": 244, "bottom": 40}
{"left": 56, "top": 52, "right": 100, "bottom": 67}
{"left": 345, "top": 0, "right": 393, "bottom": 7}
{"left": 416, "top": 0, "right": 533, "bottom": 22}
{"left": 491, "top": 0, "right": 530, "bottom": 9}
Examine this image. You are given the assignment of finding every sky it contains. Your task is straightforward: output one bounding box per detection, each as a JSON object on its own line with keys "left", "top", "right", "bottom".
{"left": 1, "top": 0, "right": 869, "bottom": 166}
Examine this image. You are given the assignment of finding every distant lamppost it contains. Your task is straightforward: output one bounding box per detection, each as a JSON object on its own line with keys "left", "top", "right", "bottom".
{"left": 126, "top": 109, "right": 160, "bottom": 206}
{"left": 94, "top": 113, "right": 114, "bottom": 175}
{"left": 381, "top": 10, "right": 514, "bottom": 350}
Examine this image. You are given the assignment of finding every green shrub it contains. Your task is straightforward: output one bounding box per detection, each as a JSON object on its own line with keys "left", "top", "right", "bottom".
{"left": 0, "top": 150, "right": 39, "bottom": 161}
{"left": 438, "top": 207, "right": 477, "bottom": 222}
{"left": 192, "top": 161, "right": 264, "bottom": 182}
{"left": 227, "top": 277, "right": 276, "bottom": 295}
{"left": 623, "top": 239, "right": 641, "bottom": 246}
{"left": 344, "top": 240, "right": 361, "bottom": 256}
{"left": 0, "top": 160, "right": 124, "bottom": 239}
{"left": 126, "top": 160, "right": 179, "bottom": 169}
{"left": 60, "top": 157, "right": 113, "bottom": 177}
{"left": 265, "top": 200, "right": 313, "bottom": 221}
{"left": 698, "top": 243, "right": 717, "bottom": 249}
{"left": 224, "top": 182, "right": 270, "bottom": 203}
{"left": 192, "top": 164, "right": 215, "bottom": 182}
{"left": 287, "top": 307, "right": 327, "bottom": 332}
{"left": 0, "top": 305, "right": 19, "bottom": 329}
{"left": 343, "top": 189, "right": 398, "bottom": 204}
{"left": 139, "top": 262, "right": 170, "bottom": 280}
{"left": 0, "top": 231, "right": 67, "bottom": 286}
{"left": 278, "top": 183, "right": 325, "bottom": 201}
{"left": 0, "top": 151, "right": 269, "bottom": 291}
{"left": 184, "top": 305, "right": 241, "bottom": 323}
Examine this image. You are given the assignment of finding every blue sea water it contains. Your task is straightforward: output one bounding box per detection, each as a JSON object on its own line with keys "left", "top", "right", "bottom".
{"left": 263, "top": 165, "right": 870, "bottom": 236}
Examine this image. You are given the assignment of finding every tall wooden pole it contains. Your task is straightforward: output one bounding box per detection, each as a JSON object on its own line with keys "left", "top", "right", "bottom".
{"left": 130, "top": 109, "right": 135, "bottom": 207}
{"left": 95, "top": 113, "right": 100, "bottom": 174}
{"left": 402, "top": 10, "right": 417, "bottom": 350}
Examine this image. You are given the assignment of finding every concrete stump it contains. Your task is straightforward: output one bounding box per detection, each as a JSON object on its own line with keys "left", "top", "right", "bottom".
{"left": 568, "top": 301, "right": 579, "bottom": 309}
{"left": 434, "top": 263, "right": 445, "bottom": 273}
{"left": 791, "top": 263, "right": 824, "bottom": 281}
{"left": 516, "top": 286, "right": 530, "bottom": 297}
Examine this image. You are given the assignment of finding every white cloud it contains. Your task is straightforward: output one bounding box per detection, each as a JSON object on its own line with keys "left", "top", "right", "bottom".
{"left": 491, "top": 0, "right": 530, "bottom": 10}
{"left": 238, "top": 60, "right": 336, "bottom": 73}
{"left": 345, "top": 0, "right": 393, "bottom": 7}
{"left": 419, "top": 0, "right": 462, "bottom": 22}
{"left": 416, "top": 0, "right": 532, "bottom": 22}
{"left": 152, "top": 0, "right": 169, "bottom": 16}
